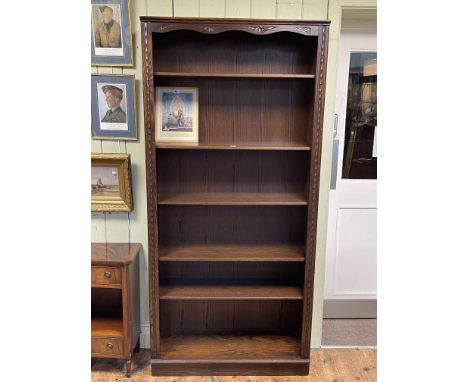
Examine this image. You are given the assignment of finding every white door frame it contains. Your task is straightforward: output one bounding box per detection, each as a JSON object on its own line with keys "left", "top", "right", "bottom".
{"left": 323, "top": 23, "right": 377, "bottom": 318}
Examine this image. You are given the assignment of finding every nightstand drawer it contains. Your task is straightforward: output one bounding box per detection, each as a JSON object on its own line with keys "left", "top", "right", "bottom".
{"left": 92, "top": 337, "right": 123, "bottom": 357}
{"left": 92, "top": 266, "right": 122, "bottom": 287}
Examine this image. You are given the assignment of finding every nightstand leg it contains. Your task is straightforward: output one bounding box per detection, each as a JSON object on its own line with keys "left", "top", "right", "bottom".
{"left": 134, "top": 338, "right": 140, "bottom": 352}
{"left": 125, "top": 360, "right": 131, "bottom": 378}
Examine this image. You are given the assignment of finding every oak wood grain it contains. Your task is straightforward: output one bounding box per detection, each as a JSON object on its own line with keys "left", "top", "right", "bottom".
{"left": 155, "top": 142, "right": 311, "bottom": 150}
{"left": 142, "top": 18, "right": 329, "bottom": 375}
{"left": 91, "top": 243, "right": 141, "bottom": 266}
{"left": 91, "top": 317, "right": 124, "bottom": 337}
{"left": 159, "top": 244, "right": 305, "bottom": 262}
{"left": 156, "top": 71, "right": 315, "bottom": 78}
{"left": 159, "top": 285, "right": 303, "bottom": 300}
{"left": 160, "top": 335, "right": 301, "bottom": 359}
{"left": 158, "top": 192, "right": 307, "bottom": 205}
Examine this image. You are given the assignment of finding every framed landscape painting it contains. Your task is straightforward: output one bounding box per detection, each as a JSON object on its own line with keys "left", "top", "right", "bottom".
{"left": 155, "top": 87, "right": 199, "bottom": 143}
{"left": 91, "top": 0, "right": 133, "bottom": 66}
{"left": 91, "top": 74, "right": 137, "bottom": 140}
{"left": 91, "top": 153, "right": 133, "bottom": 212}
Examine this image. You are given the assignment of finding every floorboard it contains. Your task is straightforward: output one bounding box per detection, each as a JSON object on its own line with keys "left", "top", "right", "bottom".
{"left": 91, "top": 348, "right": 377, "bottom": 381}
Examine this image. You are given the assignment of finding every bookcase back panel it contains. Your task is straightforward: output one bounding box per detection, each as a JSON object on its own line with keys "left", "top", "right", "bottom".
{"left": 157, "top": 150, "right": 309, "bottom": 194}
{"left": 159, "top": 262, "right": 304, "bottom": 286}
{"left": 158, "top": 205, "right": 307, "bottom": 245}
{"left": 155, "top": 77, "right": 313, "bottom": 145}
{"left": 160, "top": 300, "right": 302, "bottom": 336}
{"left": 154, "top": 31, "right": 317, "bottom": 75}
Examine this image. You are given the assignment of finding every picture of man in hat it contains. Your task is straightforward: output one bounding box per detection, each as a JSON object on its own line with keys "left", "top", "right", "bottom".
{"left": 93, "top": 5, "right": 122, "bottom": 48}
{"left": 101, "top": 85, "right": 127, "bottom": 123}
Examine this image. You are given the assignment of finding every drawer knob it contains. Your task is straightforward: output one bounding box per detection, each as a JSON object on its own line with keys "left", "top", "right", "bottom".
{"left": 103, "top": 271, "right": 111, "bottom": 279}
{"left": 106, "top": 342, "right": 114, "bottom": 350}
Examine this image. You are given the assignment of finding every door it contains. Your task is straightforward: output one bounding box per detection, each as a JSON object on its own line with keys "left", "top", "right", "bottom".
{"left": 323, "top": 22, "right": 377, "bottom": 318}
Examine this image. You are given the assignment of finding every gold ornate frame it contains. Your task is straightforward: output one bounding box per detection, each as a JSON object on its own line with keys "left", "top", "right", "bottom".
{"left": 91, "top": 153, "right": 133, "bottom": 212}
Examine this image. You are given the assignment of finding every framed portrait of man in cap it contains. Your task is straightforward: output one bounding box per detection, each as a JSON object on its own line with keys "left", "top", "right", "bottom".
{"left": 91, "top": 74, "right": 137, "bottom": 140}
{"left": 91, "top": 0, "right": 133, "bottom": 66}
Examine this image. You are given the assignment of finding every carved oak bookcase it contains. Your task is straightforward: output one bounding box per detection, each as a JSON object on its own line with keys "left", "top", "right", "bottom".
{"left": 141, "top": 17, "right": 329, "bottom": 376}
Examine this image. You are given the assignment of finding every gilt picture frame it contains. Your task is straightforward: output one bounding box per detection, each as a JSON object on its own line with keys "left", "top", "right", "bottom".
{"left": 91, "top": 0, "right": 133, "bottom": 66}
{"left": 155, "top": 87, "right": 199, "bottom": 143}
{"left": 91, "top": 153, "right": 133, "bottom": 212}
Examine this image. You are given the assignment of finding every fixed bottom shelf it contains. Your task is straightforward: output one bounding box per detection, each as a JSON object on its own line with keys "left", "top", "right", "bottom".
{"left": 160, "top": 335, "right": 302, "bottom": 360}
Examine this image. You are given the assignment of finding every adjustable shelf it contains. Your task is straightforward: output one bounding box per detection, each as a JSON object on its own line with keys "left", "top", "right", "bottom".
{"left": 142, "top": 17, "right": 329, "bottom": 376}
{"left": 159, "top": 285, "right": 303, "bottom": 300}
{"left": 155, "top": 142, "right": 311, "bottom": 151}
{"left": 155, "top": 71, "right": 315, "bottom": 79}
{"left": 158, "top": 192, "right": 308, "bottom": 206}
{"left": 159, "top": 244, "right": 305, "bottom": 262}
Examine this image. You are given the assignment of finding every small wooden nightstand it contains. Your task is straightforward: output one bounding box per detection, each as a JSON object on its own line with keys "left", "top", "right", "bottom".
{"left": 91, "top": 243, "right": 141, "bottom": 378}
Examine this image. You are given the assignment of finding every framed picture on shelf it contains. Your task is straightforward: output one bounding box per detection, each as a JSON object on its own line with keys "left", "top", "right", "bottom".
{"left": 155, "top": 87, "right": 199, "bottom": 143}
{"left": 91, "top": 153, "right": 133, "bottom": 212}
{"left": 91, "top": 74, "right": 137, "bottom": 140}
{"left": 91, "top": 0, "right": 133, "bottom": 66}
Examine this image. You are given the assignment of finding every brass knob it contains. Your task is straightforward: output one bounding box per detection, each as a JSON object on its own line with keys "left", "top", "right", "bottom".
{"left": 106, "top": 343, "right": 114, "bottom": 349}
{"left": 103, "top": 271, "right": 111, "bottom": 279}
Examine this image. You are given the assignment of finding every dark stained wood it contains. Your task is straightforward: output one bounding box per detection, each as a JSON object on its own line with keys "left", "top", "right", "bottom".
{"left": 160, "top": 335, "right": 301, "bottom": 359}
{"left": 159, "top": 285, "right": 303, "bottom": 300}
{"left": 152, "top": 360, "right": 309, "bottom": 376}
{"left": 160, "top": 300, "right": 302, "bottom": 336}
{"left": 141, "top": 17, "right": 329, "bottom": 376}
{"left": 158, "top": 192, "right": 307, "bottom": 206}
{"left": 159, "top": 244, "right": 305, "bottom": 262}
{"left": 158, "top": 206, "right": 307, "bottom": 246}
{"left": 156, "top": 77, "right": 313, "bottom": 146}
{"left": 157, "top": 150, "right": 309, "bottom": 195}
{"left": 155, "top": 142, "right": 311, "bottom": 150}
{"left": 91, "top": 243, "right": 141, "bottom": 266}
{"left": 91, "top": 243, "right": 141, "bottom": 377}
{"left": 301, "top": 25, "right": 330, "bottom": 359}
{"left": 156, "top": 72, "right": 315, "bottom": 78}
{"left": 141, "top": 22, "right": 161, "bottom": 360}
{"left": 154, "top": 30, "right": 316, "bottom": 75}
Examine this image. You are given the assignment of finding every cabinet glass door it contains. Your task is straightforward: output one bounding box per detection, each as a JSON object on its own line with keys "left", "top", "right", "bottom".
{"left": 342, "top": 52, "right": 377, "bottom": 179}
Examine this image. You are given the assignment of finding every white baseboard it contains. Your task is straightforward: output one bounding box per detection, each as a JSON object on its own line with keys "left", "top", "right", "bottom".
{"left": 138, "top": 324, "right": 150, "bottom": 349}
{"left": 323, "top": 299, "right": 377, "bottom": 318}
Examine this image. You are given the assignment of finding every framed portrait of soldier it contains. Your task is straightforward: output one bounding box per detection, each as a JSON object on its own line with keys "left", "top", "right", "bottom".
{"left": 91, "top": 75, "right": 137, "bottom": 140}
{"left": 91, "top": 0, "right": 133, "bottom": 66}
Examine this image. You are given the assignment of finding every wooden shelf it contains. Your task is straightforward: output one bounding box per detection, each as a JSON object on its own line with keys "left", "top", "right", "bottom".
{"left": 159, "top": 244, "right": 305, "bottom": 262}
{"left": 155, "top": 142, "right": 311, "bottom": 151}
{"left": 159, "top": 285, "right": 303, "bottom": 300}
{"left": 91, "top": 317, "right": 123, "bottom": 337}
{"left": 160, "top": 335, "right": 302, "bottom": 360}
{"left": 155, "top": 71, "right": 315, "bottom": 79}
{"left": 158, "top": 192, "right": 308, "bottom": 206}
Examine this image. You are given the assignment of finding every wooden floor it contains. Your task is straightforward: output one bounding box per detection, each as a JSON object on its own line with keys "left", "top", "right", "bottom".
{"left": 91, "top": 348, "right": 377, "bottom": 382}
